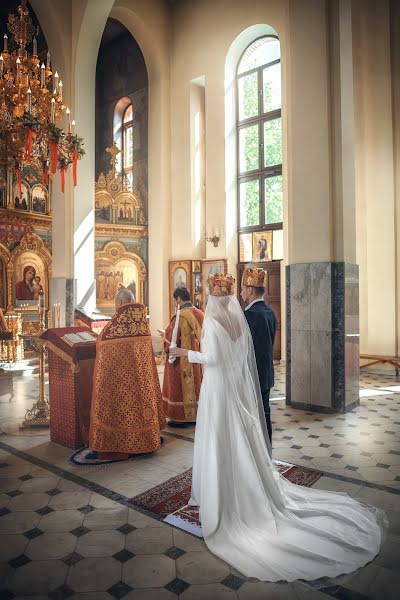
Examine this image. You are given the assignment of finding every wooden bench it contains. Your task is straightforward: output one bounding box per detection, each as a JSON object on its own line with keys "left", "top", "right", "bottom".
{"left": 360, "top": 354, "right": 400, "bottom": 374}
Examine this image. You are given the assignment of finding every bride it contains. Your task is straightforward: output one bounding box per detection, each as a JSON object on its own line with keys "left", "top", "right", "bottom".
{"left": 169, "top": 273, "right": 386, "bottom": 582}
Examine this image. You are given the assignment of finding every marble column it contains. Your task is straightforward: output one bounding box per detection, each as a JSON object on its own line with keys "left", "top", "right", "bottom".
{"left": 285, "top": 0, "right": 358, "bottom": 412}
{"left": 286, "top": 262, "right": 359, "bottom": 413}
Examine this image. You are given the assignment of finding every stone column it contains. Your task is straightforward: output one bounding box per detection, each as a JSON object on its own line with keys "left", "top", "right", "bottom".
{"left": 285, "top": 0, "right": 359, "bottom": 412}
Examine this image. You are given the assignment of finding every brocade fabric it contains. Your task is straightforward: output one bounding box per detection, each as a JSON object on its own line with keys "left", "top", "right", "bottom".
{"left": 89, "top": 303, "right": 165, "bottom": 454}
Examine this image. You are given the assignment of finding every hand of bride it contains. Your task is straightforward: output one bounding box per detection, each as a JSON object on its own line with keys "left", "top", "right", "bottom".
{"left": 169, "top": 347, "right": 189, "bottom": 358}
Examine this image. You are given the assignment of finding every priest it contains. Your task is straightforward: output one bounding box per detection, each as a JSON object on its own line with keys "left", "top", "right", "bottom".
{"left": 88, "top": 288, "right": 165, "bottom": 461}
{"left": 163, "top": 287, "right": 204, "bottom": 425}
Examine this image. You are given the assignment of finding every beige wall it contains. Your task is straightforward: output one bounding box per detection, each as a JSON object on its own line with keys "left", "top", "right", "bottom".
{"left": 353, "top": 0, "right": 399, "bottom": 357}
{"left": 170, "top": 0, "right": 286, "bottom": 272}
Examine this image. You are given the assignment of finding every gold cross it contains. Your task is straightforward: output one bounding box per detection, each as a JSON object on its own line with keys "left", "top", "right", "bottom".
{"left": 105, "top": 143, "right": 121, "bottom": 169}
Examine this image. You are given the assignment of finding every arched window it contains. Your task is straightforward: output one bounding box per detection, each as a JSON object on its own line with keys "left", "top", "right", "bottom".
{"left": 237, "top": 36, "right": 282, "bottom": 262}
{"left": 113, "top": 97, "right": 134, "bottom": 189}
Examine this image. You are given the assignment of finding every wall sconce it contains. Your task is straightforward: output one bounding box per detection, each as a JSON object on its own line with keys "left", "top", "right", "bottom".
{"left": 205, "top": 228, "right": 220, "bottom": 247}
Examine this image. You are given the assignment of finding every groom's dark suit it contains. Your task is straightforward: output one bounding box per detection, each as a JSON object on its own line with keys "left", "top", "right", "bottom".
{"left": 244, "top": 300, "right": 277, "bottom": 443}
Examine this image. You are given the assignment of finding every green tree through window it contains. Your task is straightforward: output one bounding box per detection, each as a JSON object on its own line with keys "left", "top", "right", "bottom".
{"left": 237, "top": 36, "right": 283, "bottom": 252}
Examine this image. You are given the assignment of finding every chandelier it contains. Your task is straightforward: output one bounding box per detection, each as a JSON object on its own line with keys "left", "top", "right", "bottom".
{"left": 0, "top": 0, "right": 84, "bottom": 193}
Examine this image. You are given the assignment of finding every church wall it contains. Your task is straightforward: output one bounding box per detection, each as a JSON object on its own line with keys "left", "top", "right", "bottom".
{"left": 170, "top": 0, "right": 287, "bottom": 268}
{"left": 13, "top": 0, "right": 399, "bottom": 350}
{"left": 169, "top": 0, "right": 337, "bottom": 363}
{"left": 353, "top": 0, "right": 398, "bottom": 358}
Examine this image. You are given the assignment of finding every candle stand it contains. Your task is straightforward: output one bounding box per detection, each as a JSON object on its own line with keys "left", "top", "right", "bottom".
{"left": 20, "top": 311, "right": 50, "bottom": 429}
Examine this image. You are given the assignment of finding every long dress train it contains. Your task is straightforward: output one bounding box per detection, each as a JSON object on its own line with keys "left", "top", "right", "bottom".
{"left": 187, "top": 295, "right": 386, "bottom": 582}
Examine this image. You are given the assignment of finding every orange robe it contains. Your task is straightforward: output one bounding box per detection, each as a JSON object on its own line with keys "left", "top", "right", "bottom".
{"left": 89, "top": 302, "right": 165, "bottom": 458}
{"left": 162, "top": 305, "right": 204, "bottom": 422}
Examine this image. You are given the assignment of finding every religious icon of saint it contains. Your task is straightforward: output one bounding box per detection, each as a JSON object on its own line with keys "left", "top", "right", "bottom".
{"left": 16, "top": 265, "right": 36, "bottom": 300}
{"left": 174, "top": 268, "right": 187, "bottom": 290}
{"left": 258, "top": 235, "right": 267, "bottom": 260}
{"left": 32, "top": 276, "right": 44, "bottom": 300}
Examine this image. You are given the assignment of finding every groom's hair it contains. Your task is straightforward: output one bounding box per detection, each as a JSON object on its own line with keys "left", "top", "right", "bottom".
{"left": 173, "top": 288, "right": 191, "bottom": 302}
{"left": 253, "top": 286, "right": 265, "bottom": 297}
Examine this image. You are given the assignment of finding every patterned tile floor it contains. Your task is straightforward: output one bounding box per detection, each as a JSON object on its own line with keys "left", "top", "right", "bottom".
{"left": 0, "top": 365, "right": 399, "bottom": 599}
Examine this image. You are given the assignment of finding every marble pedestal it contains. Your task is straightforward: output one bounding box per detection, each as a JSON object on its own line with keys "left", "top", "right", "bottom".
{"left": 286, "top": 262, "right": 359, "bottom": 413}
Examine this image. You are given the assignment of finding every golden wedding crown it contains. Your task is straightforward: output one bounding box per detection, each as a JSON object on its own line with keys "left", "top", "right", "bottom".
{"left": 241, "top": 268, "right": 267, "bottom": 288}
{"left": 208, "top": 273, "right": 235, "bottom": 296}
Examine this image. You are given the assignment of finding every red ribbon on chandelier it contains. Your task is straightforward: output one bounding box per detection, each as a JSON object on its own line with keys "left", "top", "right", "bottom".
{"left": 60, "top": 165, "right": 66, "bottom": 193}
{"left": 72, "top": 150, "right": 78, "bottom": 187}
{"left": 50, "top": 141, "right": 58, "bottom": 174}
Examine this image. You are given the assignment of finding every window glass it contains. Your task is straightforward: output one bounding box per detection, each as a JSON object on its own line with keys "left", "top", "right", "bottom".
{"left": 264, "top": 175, "right": 283, "bottom": 224}
{"left": 239, "top": 179, "right": 259, "bottom": 227}
{"left": 263, "top": 118, "right": 282, "bottom": 167}
{"left": 123, "top": 104, "right": 133, "bottom": 123}
{"left": 239, "top": 124, "right": 259, "bottom": 173}
{"left": 238, "top": 37, "right": 280, "bottom": 75}
{"left": 263, "top": 63, "right": 281, "bottom": 113}
{"left": 238, "top": 71, "right": 258, "bottom": 121}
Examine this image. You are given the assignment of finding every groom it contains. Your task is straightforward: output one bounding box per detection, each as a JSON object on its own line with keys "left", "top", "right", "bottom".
{"left": 241, "top": 268, "right": 277, "bottom": 443}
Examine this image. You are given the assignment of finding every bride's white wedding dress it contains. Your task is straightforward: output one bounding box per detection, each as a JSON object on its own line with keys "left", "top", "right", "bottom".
{"left": 187, "top": 294, "right": 386, "bottom": 582}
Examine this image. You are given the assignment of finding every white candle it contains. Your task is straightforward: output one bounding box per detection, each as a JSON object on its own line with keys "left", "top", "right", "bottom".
{"left": 66, "top": 107, "right": 71, "bottom": 133}
{"left": 16, "top": 57, "right": 20, "bottom": 82}
{"left": 27, "top": 87, "right": 31, "bottom": 112}
{"left": 3, "top": 34, "right": 8, "bottom": 53}
{"left": 38, "top": 291, "right": 45, "bottom": 315}
{"left": 0, "top": 55, "right": 3, "bottom": 79}
{"left": 54, "top": 70, "right": 59, "bottom": 92}
{"left": 40, "top": 62, "right": 45, "bottom": 87}
{"left": 71, "top": 119, "right": 75, "bottom": 133}
{"left": 59, "top": 80, "right": 63, "bottom": 100}
{"left": 46, "top": 51, "right": 50, "bottom": 68}
{"left": 51, "top": 97, "right": 55, "bottom": 123}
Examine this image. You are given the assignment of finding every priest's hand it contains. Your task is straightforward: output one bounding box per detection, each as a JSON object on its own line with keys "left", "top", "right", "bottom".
{"left": 169, "top": 347, "right": 189, "bottom": 358}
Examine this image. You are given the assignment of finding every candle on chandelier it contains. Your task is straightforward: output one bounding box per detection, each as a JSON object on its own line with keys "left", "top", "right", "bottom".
{"left": 71, "top": 119, "right": 75, "bottom": 133}
{"left": 16, "top": 57, "right": 21, "bottom": 82}
{"left": 46, "top": 50, "right": 50, "bottom": 69}
{"left": 51, "top": 97, "right": 55, "bottom": 123}
{"left": 3, "top": 34, "right": 8, "bottom": 53}
{"left": 33, "top": 36, "right": 37, "bottom": 56}
{"left": 0, "top": 55, "right": 3, "bottom": 79}
{"left": 66, "top": 107, "right": 71, "bottom": 133}
{"left": 27, "top": 87, "right": 31, "bottom": 112}
{"left": 40, "top": 62, "right": 45, "bottom": 87}
{"left": 54, "top": 70, "right": 59, "bottom": 92}
{"left": 59, "top": 80, "right": 63, "bottom": 100}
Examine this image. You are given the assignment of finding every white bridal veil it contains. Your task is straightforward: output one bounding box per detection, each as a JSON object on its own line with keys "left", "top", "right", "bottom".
{"left": 189, "top": 293, "right": 387, "bottom": 582}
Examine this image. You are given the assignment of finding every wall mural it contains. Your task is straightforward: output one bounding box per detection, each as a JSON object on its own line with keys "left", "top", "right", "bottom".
{"left": 95, "top": 144, "right": 148, "bottom": 312}
{"left": 95, "top": 23, "right": 148, "bottom": 313}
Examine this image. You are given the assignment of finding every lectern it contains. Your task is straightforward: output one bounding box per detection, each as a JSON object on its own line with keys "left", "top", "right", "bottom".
{"left": 41, "top": 327, "right": 96, "bottom": 448}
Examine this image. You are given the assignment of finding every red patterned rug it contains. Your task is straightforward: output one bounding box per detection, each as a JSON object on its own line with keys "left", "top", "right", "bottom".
{"left": 131, "top": 461, "right": 322, "bottom": 537}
